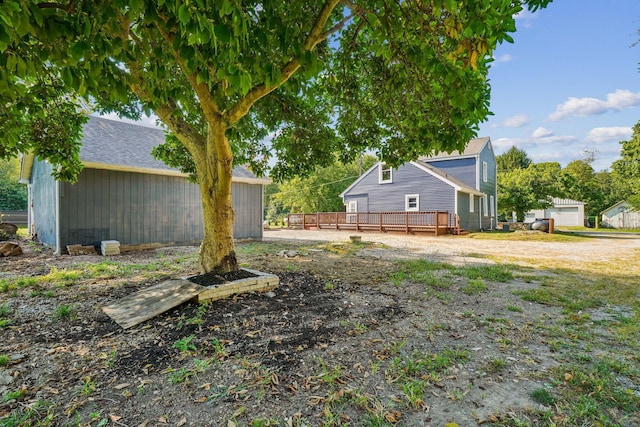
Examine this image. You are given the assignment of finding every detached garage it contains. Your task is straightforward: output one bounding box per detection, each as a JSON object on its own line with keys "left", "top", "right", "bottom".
{"left": 525, "top": 198, "right": 586, "bottom": 227}
{"left": 20, "top": 117, "right": 270, "bottom": 254}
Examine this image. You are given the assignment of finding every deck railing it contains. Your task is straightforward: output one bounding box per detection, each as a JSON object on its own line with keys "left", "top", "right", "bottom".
{"left": 287, "top": 211, "right": 460, "bottom": 235}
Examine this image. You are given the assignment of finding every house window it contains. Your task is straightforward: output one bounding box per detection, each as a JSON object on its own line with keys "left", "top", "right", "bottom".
{"left": 379, "top": 163, "right": 392, "bottom": 183}
{"left": 482, "top": 161, "right": 488, "bottom": 182}
{"left": 347, "top": 201, "right": 357, "bottom": 213}
{"left": 490, "top": 195, "right": 495, "bottom": 217}
{"left": 483, "top": 194, "right": 488, "bottom": 217}
{"left": 469, "top": 194, "right": 474, "bottom": 213}
{"left": 405, "top": 194, "right": 419, "bottom": 211}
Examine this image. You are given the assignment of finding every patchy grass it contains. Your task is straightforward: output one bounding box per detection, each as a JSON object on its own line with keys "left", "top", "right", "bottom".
{"left": 468, "top": 230, "right": 590, "bottom": 242}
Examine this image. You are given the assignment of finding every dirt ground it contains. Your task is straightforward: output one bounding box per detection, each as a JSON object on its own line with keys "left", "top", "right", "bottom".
{"left": 1, "top": 229, "right": 639, "bottom": 426}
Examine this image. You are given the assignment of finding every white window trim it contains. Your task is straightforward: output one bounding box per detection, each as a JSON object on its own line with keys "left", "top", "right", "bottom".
{"left": 469, "top": 194, "right": 474, "bottom": 213}
{"left": 405, "top": 194, "right": 419, "bottom": 212}
{"left": 379, "top": 163, "right": 393, "bottom": 184}
{"left": 483, "top": 194, "right": 488, "bottom": 217}
{"left": 482, "top": 161, "right": 488, "bottom": 182}
{"left": 347, "top": 200, "right": 357, "bottom": 213}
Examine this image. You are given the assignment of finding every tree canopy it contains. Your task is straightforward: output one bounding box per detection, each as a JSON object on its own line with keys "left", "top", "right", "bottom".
{"left": 266, "top": 155, "right": 377, "bottom": 218}
{"left": 1, "top": 0, "right": 552, "bottom": 272}
{"left": 612, "top": 120, "right": 640, "bottom": 209}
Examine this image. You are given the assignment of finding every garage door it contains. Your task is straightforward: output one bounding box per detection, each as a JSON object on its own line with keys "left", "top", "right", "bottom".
{"left": 549, "top": 207, "right": 580, "bottom": 226}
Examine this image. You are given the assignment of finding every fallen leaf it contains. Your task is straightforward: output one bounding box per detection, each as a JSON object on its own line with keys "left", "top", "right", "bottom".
{"left": 158, "top": 415, "right": 168, "bottom": 423}
{"left": 193, "top": 396, "right": 207, "bottom": 403}
{"left": 109, "top": 414, "right": 122, "bottom": 421}
{"left": 200, "top": 383, "right": 211, "bottom": 390}
{"left": 245, "top": 329, "right": 262, "bottom": 337}
{"left": 565, "top": 372, "right": 573, "bottom": 381}
{"left": 176, "top": 417, "right": 187, "bottom": 426}
{"left": 114, "top": 383, "right": 130, "bottom": 390}
{"left": 384, "top": 410, "right": 401, "bottom": 423}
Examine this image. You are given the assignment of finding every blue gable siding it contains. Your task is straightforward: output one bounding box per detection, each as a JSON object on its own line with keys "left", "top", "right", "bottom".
{"left": 343, "top": 163, "right": 455, "bottom": 212}
{"left": 30, "top": 159, "right": 58, "bottom": 247}
{"left": 424, "top": 157, "right": 477, "bottom": 189}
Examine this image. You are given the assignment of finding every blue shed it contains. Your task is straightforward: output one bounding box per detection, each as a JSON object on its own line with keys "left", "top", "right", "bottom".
{"left": 19, "top": 117, "right": 270, "bottom": 254}
{"left": 340, "top": 137, "right": 497, "bottom": 232}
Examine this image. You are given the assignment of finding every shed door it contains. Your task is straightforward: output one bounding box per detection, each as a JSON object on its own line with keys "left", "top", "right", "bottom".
{"left": 347, "top": 200, "right": 357, "bottom": 223}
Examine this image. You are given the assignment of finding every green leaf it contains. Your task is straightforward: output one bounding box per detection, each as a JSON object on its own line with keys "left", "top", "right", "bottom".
{"left": 214, "top": 24, "right": 231, "bottom": 43}
{"left": 178, "top": 5, "right": 190, "bottom": 25}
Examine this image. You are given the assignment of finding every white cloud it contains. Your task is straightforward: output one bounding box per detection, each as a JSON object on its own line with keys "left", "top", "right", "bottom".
{"left": 535, "top": 135, "right": 577, "bottom": 144}
{"left": 532, "top": 127, "right": 553, "bottom": 138}
{"left": 494, "top": 54, "right": 512, "bottom": 63}
{"left": 548, "top": 90, "right": 640, "bottom": 121}
{"left": 585, "top": 126, "right": 632, "bottom": 144}
{"left": 501, "top": 114, "right": 529, "bottom": 128}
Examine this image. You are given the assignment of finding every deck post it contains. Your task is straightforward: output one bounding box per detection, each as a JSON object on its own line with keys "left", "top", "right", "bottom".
{"left": 356, "top": 212, "right": 359, "bottom": 232}
{"left": 379, "top": 212, "right": 382, "bottom": 232}
{"left": 335, "top": 212, "right": 338, "bottom": 230}
{"left": 405, "top": 212, "right": 409, "bottom": 234}
{"left": 316, "top": 213, "right": 319, "bottom": 229}
{"left": 302, "top": 214, "right": 306, "bottom": 230}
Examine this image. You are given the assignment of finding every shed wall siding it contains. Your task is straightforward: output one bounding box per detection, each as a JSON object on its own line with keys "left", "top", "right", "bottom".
{"left": 57, "top": 167, "right": 262, "bottom": 248}
{"left": 30, "top": 159, "right": 58, "bottom": 247}
{"left": 343, "top": 163, "right": 455, "bottom": 212}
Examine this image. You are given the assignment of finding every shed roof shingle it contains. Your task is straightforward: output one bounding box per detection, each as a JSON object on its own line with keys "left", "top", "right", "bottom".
{"left": 80, "top": 116, "right": 266, "bottom": 182}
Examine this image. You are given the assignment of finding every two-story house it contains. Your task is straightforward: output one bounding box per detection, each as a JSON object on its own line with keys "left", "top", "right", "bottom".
{"left": 339, "top": 137, "right": 497, "bottom": 232}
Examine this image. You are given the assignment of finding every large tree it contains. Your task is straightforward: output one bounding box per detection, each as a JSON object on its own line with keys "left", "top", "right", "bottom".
{"left": 612, "top": 120, "right": 640, "bottom": 209}
{"left": 0, "top": 0, "right": 551, "bottom": 274}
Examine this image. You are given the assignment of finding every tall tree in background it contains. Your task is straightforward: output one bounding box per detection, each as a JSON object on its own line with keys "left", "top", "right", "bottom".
{"left": 268, "top": 155, "right": 377, "bottom": 216}
{"left": 0, "top": 0, "right": 551, "bottom": 274}
{"left": 0, "top": 158, "right": 27, "bottom": 211}
{"left": 612, "top": 120, "right": 640, "bottom": 209}
{"left": 496, "top": 146, "right": 532, "bottom": 172}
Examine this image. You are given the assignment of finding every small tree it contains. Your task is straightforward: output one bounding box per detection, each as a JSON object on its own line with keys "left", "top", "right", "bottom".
{"left": 612, "top": 120, "right": 640, "bottom": 209}
{"left": 0, "top": 0, "right": 551, "bottom": 273}
{"left": 498, "top": 162, "right": 568, "bottom": 222}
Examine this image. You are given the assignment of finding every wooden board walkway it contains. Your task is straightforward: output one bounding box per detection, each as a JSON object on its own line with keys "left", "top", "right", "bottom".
{"left": 102, "top": 279, "right": 204, "bottom": 329}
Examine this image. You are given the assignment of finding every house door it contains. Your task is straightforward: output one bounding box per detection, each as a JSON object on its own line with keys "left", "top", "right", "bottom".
{"left": 347, "top": 200, "right": 357, "bottom": 223}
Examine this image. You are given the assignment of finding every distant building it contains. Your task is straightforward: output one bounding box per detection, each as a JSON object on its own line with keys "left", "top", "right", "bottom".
{"left": 524, "top": 198, "right": 586, "bottom": 227}
{"left": 600, "top": 201, "right": 640, "bottom": 229}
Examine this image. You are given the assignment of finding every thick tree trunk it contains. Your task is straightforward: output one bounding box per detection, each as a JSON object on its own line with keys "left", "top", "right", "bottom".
{"left": 194, "top": 123, "right": 238, "bottom": 274}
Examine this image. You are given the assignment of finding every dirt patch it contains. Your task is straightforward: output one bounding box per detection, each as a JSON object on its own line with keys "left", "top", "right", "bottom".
{"left": 1, "top": 231, "right": 639, "bottom": 426}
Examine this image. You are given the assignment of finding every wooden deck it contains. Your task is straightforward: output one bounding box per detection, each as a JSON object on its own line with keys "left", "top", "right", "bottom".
{"left": 287, "top": 211, "right": 461, "bottom": 235}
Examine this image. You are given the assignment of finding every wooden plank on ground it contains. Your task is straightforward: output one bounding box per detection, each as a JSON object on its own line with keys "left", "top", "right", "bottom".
{"left": 103, "top": 279, "right": 205, "bottom": 329}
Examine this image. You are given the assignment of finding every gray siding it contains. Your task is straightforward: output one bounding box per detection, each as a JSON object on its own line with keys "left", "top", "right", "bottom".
{"left": 232, "top": 181, "right": 264, "bottom": 239}
{"left": 456, "top": 192, "right": 481, "bottom": 231}
{"left": 478, "top": 143, "right": 497, "bottom": 229}
{"left": 425, "top": 157, "right": 477, "bottom": 188}
{"left": 56, "top": 167, "right": 262, "bottom": 248}
{"left": 343, "top": 163, "right": 455, "bottom": 213}
{"left": 30, "top": 159, "right": 58, "bottom": 247}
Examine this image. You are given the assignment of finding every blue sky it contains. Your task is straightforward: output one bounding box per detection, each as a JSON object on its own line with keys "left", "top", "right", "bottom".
{"left": 479, "top": 0, "right": 640, "bottom": 172}
{"left": 103, "top": 0, "right": 640, "bottom": 172}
